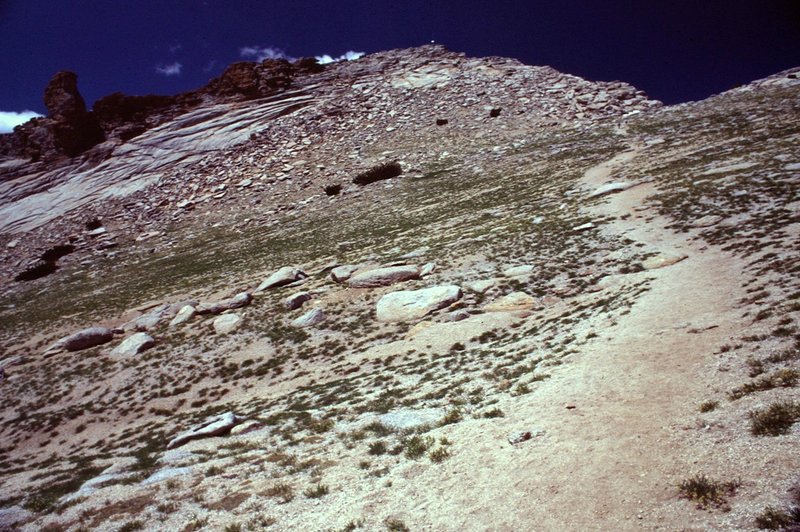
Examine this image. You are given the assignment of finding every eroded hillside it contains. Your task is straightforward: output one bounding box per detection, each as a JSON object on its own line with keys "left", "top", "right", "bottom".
{"left": 0, "top": 46, "right": 798, "bottom": 531}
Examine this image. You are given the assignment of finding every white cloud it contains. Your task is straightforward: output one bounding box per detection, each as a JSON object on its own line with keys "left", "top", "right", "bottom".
{"left": 240, "top": 46, "right": 294, "bottom": 62}
{"left": 315, "top": 51, "right": 365, "bottom": 65}
{"left": 155, "top": 62, "right": 183, "bottom": 76}
{"left": 0, "top": 110, "right": 43, "bottom": 134}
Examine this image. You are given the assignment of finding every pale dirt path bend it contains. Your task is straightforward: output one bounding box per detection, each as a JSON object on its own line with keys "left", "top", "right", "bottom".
{"left": 374, "top": 145, "right": 755, "bottom": 531}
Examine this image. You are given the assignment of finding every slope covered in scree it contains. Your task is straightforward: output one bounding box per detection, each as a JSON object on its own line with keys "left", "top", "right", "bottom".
{"left": 0, "top": 46, "right": 798, "bottom": 531}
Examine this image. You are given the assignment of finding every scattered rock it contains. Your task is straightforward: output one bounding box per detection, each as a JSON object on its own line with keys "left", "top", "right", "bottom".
{"left": 330, "top": 264, "right": 360, "bottom": 283}
{"left": 197, "top": 292, "right": 253, "bottom": 314}
{"left": 436, "top": 118, "right": 449, "bottom": 126}
{"left": 420, "top": 262, "right": 436, "bottom": 277}
{"left": 447, "top": 309, "right": 471, "bottom": 322}
{"left": 57, "top": 327, "right": 115, "bottom": 352}
{"left": 169, "top": 305, "right": 196, "bottom": 326}
{"left": 573, "top": 222, "right": 596, "bottom": 231}
{"left": 213, "top": 313, "right": 243, "bottom": 334}
{"left": 503, "top": 265, "right": 535, "bottom": 277}
{"left": 291, "top": 308, "right": 326, "bottom": 328}
{"left": 127, "top": 306, "right": 167, "bottom": 331}
{"left": 489, "top": 108, "right": 502, "bottom": 118}
{"left": 641, "top": 253, "right": 688, "bottom": 270}
{"left": 348, "top": 265, "right": 421, "bottom": 288}
{"left": 465, "top": 279, "right": 496, "bottom": 293}
{"left": 111, "top": 332, "right": 155, "bottom": 357}
{"left": 484, "top": 292, "right": 538, "bottom": 312}
{"left": 284, "top": 291, "right": 312, "bottom": 310}
{"left": 376, "top": 285, "right": 462, "bottom": 322}
{"left": 255, "top": 266, "right": 307, "bottom": 291}
{"left": 588, "top": 182, "right": 634, "bottom": 198}
{"left": 377, "top": 408, "right": 445, "bottom": 431}
{"left": 508, "top": 428, "right": 546, "bottom": 445}
{"left": 167, "top": 411, "right": 241, "bottom": 449}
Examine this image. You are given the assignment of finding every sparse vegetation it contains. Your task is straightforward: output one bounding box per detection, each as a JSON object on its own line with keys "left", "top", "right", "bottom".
{"left": 677, "top": 474, "right": 741, "bottom": 509}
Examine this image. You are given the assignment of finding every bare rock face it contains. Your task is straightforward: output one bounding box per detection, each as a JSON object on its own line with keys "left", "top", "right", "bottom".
{"left": 167, "top": 412, "right": 241, "bottom": 449}
{"left": 347, "top": 265, "right": 421, "bottom": 288}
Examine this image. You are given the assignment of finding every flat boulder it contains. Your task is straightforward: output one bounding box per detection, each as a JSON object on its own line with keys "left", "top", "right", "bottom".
{"left": 348, "top": 265, "right": 420, "bottom": 288}
{"left": 167, "top": 412, "right": 241, "bottom": 449}
{"left": 376, "top": 285, "right": 462, "bottom": 322}
{"left": 61, "top": 327, "right": 115, "bottom": 352}
{"left": 197, "top": 292, "right": 252, "bottom": 314}
{"left": 213, "top": 313, "right": 243, "bottom": 334}
{"left": 588, "top": 182, "right": 633, "bottom": 198}
{"left": 112, "top": 332, "right": 155, "bottom": 357}
{"left": 503, "top": 265, "right": 535, "bottom": 277}
{"left": 641, "top": 253, "right": 688, "bottom": 270}
{"left": 484, "top": 292, "right": 538, "bottom": 312}
{"left": 255, "top": 266, "right": 307, "bottom": 291}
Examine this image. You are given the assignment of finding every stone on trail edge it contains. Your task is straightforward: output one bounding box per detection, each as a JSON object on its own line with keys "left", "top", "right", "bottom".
{"left": 376, "top": 285, "right": 462, "bottom": 322}
{"left": 167, "top": 411, "right": 241, "bottom": 449}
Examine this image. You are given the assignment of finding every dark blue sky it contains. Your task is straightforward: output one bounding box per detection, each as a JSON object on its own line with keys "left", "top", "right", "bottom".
{"left": 1, "top": 0, "right": 798, "bottom": 115}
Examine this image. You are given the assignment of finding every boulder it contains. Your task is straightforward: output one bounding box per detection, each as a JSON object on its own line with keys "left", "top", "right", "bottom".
{"left": 213, "top": 313, "right": 243, "bottom": 334}
{"left": 420, "top": 262, "right": 436, "bottom": 277}
{"left": 256, "top": 266, "right": 307, "bottom": 291}
{"left": 169, "top": 305, "right": 196, "bottom": 326}
{"left": 484, "top": 292, "right": 538, "bottom": 312}
{"left": 503, "top": 265, "right": 535, "bottom": 277}
{"left": 347, "top": 265, "right": 420, "bottom": 288}
{"left": 330, "top": 264, "right": 360, "bottom": 283}
{"left": 446, "top": 309, "right": 471, "bottom": 322}
{"left": 284, "top": 291, "right": 312, "bottom": 310}
{"left": 641, "top": 253, "right": 688, "bottom": 270}
{"left": 291, "top": 308, "right": 326, "bottom": 328}
{"left": 112, "top": 333, "right": 155, "bottom": 357}
{"left": 465, "top": 279, "right": 495, "bottom": 294}
{"left": 588, "top": 182, "right": 633, "bottom": 198}
{"left": 167, "top": 412, "right": 240, "bottom": 449}
{"left": 199, "top": 291, "right": 253, "bottom": 314}
{"left": 376, "top": 285, "right": 462, "bottom": 322}
{"left": 60, "top": 327, "right": 115, "bottom": 352}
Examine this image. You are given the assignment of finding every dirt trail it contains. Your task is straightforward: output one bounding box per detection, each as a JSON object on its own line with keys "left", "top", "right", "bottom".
{"left": 397, "top": 145, "right": 753, "bottom": 530}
